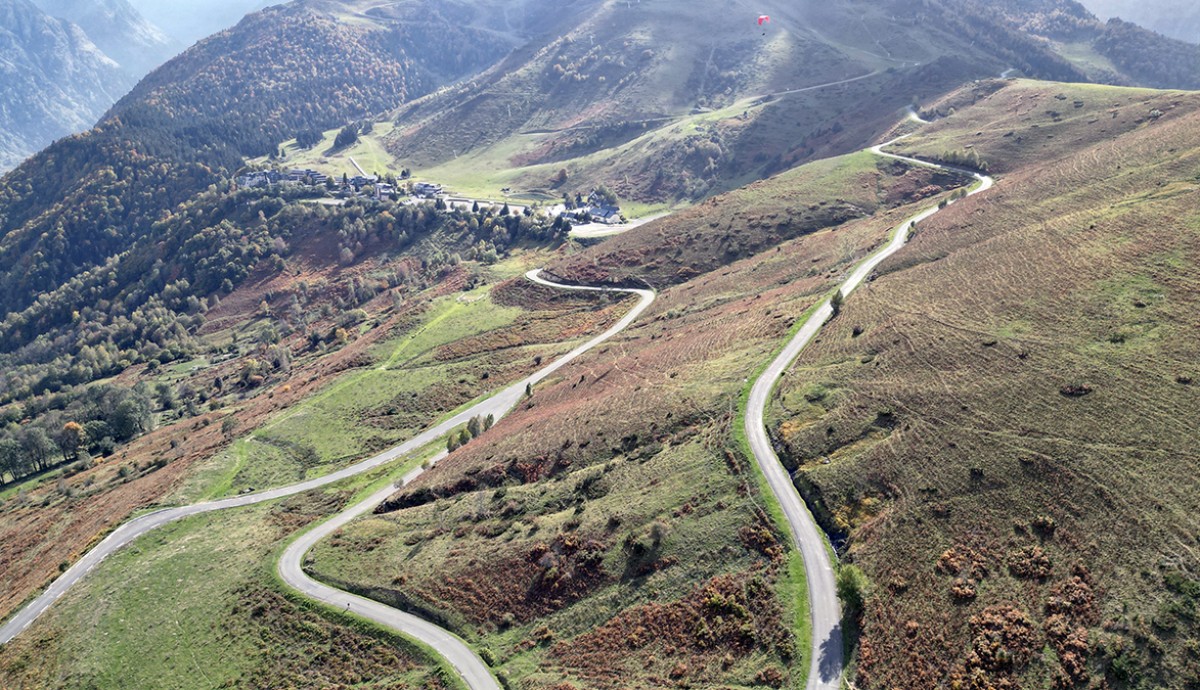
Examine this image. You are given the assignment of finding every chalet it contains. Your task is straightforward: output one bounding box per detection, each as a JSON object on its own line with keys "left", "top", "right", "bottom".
{"left": 591, "top": 205, "right": 622, "bottom": 224}
{"left": 413, "top": 182, "right": 443, "bottom": 198}
{"left": 568, "top": 204, "right": 622, "bottom": 225}
{"left": 236, "top": 170, "right": 285, "bottom": 188}
{"left": 580, "top": 190, "right": 622, "bottom": 224}
{"left": 278, "top": 168, "right": 332, "bottom": 186}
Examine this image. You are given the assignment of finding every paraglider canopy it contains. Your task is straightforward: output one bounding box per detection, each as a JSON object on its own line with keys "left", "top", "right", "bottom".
{"left": 757, "top": 14, "right": 770, "bottom": 26}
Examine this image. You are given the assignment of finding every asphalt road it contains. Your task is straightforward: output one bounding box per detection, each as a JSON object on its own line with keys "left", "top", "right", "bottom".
{"left": 570, "top": 211, "right": 670, "bottom": 239}
{"left": 744, "top": 136, "right": 993, "bottom": 690}
{"left": 0, "top": 133, "right": 993, "bottom": 690}
{"left": 277, "top": 271, "right": 654, "bottom": 690}
{"left": 0, "top": 271, "right": 655, "bottom": 690}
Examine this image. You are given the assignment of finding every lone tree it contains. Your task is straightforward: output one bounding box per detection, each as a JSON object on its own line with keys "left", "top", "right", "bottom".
{"left": 830, "top": 289, "right": 845, "bottom": 317}
{"left": 837, "top": 564, "right": 869, "bottom": 618}
{"left": 59, "top": 422, "right": 86, "bottom": 461}
{"left": 334, "top": 124, "right": 359, "bottom": 149}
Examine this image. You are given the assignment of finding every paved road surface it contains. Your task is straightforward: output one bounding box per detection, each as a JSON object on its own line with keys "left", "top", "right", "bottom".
{"left": 277, "top": 270, "right": 655, "bottom": 690}
{"left": 744, "top": 135, "right": 993, "bottom": 690}
{"left": 0, "top": 271, "right": 655, "bottom": 690}
{"left": 570, "top": 212, "right": 670, "bottom": 239}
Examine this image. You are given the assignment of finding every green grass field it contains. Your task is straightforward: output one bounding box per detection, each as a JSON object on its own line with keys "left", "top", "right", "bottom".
{"left": 0, "top": 454, "right": 459, "bottom": 690}
{"left": 250, "top": 122, "right": 404, "bottom": 179}
{"left": 300, "top": 159, "right": 944, "bottom": 688}
{"left": 171, "top": 281, "right": 601, "bottom": 504}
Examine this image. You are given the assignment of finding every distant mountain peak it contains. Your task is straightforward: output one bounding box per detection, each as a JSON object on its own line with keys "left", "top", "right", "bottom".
{"left": 0, "top": 0, "right": 130, "bottom": 168}
{"left": 32, "top": 0, "right": 170, "bottom": 75}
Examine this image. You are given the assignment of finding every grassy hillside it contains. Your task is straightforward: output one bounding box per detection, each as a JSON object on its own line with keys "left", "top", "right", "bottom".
{"left": 375, "top": 0, "right": 1024, "bottom": 205}
{"left": 0, "top": 200, "right": 572, "bottom": 625}
{"left": 301, "top": 151, "right": 971, "bottom": 690}
{"left": 769, "top": 80, "right": 1200, "bottom": 688}
{"left": 550, "top": 149, "right": 973, "bottom": 288}
{"left": 5, "top": 3, "right": 1200, "bottom": 688}
{"left": 0, "top": 455, "right": 462, "bottom": 690}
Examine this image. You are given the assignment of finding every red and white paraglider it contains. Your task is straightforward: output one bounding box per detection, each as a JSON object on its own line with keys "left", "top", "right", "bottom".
{"left": 757, "top": 14, "right": 770, "bottom": 35}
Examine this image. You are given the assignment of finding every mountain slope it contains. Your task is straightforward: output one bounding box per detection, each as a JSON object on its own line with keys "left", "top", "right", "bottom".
{"left": 128, "top": 0, "right": 280, "bottom": 48}
{"left": 32, "top": 0, "right": 171, "bottom": 76}
{"left": 0, "top": 0, "right": 523, "bottom": 452}
{"left": 771, "top": 79, "right": 1200, "bottom": 688}
{"left": 377, "top": 0, "right": 1198, "bottom": 207}
{"left": 379, "top": 0, "right": 993, "bottom": 204}
{"left": 0, "top": 0, "right": 131, "bottom": 170}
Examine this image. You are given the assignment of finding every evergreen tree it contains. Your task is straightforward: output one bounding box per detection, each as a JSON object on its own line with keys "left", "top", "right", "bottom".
{"left": 334, "top": 124, "right": 359, "bottom": 149}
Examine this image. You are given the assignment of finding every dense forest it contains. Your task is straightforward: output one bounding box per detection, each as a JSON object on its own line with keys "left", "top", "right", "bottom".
{"left": 1094, "top": 19, "right": 1200, "bottom": 89}
{"left": 0, "top": 3, "right": 513, "bottom": 321}
{"left": 0, "top": 383, "right": 154, "bottom": 488}
{"left": 929, "top": 0, "right": 1090, "bottom": 82}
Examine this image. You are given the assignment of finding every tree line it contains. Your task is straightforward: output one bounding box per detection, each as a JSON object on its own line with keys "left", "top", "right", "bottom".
{"left": 0, "top": 383, "right": 154, "bottom": 487}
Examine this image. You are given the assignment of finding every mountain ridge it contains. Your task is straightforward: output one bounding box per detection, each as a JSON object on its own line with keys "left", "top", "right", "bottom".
{"left": 32, "top": 0, "right": 171, "bottom": 76}
{"left": 0, "top": 0, "right": 132, "bottom": 170}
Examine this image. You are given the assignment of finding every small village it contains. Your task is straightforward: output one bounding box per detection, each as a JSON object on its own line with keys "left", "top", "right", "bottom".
{"left": 235, "top": 169, "right": 627, "bottom": 225}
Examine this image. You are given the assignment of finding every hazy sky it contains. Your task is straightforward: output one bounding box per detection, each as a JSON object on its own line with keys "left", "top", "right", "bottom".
{"left": 1077, "top": 0, "right": 1200, "bottom": 43}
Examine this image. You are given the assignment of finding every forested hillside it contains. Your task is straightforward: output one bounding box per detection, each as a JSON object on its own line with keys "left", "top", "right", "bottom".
{"left": 1080, "top": 0, "right": 1200, "bottom": 43}
{"left": 970, "top": 0, "right": 1200, "bottom": 87}
{"left": 0, "top": 0, "right": 522, "bottom": 488}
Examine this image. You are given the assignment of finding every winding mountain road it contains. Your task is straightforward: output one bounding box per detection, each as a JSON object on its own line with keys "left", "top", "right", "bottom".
{"left": 277, "top": 271, "right": 654, "bottom": 690}
{"left": 744, "top": 134, "right": 993, "bottom": 690}
{"left": 0, "top": 271, "right": 655, "bottom": 690}
{"left": 2, "top": 126, "right": 993, "bottom": 690}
